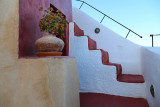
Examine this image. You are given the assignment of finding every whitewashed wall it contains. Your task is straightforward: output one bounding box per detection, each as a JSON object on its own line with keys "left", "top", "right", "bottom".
{"left": 141, "top": 47, "right": 160, "bottom": 107}
{"left": 71, "top": 7, "right": 160, "bottom": 107}
{"left": 69, "top": 22, "right": 146, "bottom": 98}
{"left": 72, "top": 7, "right": 142, "bottom": 74}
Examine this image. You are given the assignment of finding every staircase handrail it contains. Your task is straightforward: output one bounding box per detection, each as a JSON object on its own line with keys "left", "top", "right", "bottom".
{"left": 75, "top": 0, "right": 143, "bottom": 39}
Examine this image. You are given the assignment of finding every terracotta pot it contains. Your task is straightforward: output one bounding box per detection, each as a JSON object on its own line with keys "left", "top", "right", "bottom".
{"left": 35, "top": 33, "right": 64, "bottom": 52}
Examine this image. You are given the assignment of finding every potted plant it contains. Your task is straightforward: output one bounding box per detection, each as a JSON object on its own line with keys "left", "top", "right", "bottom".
{"left": 35, "top": 7, "right": 68, "bottom": 56}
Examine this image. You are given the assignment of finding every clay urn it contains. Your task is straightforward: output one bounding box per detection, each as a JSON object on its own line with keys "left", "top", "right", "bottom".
{"left": 35, "top": 33, "right": 64, "bottom": 56}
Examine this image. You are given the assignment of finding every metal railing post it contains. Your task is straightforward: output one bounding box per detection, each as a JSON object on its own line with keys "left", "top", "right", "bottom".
{"left": 150, "top": 34, "right": 154, "bottom": 47}
{"left": 125, "top": 30, "right": 131, "bottom": 39}
{"left": 79, "top": 1, "right": 84, "bottom": 9}
{"left": 150, "top": 34, "right": 160, "bottom": 47}
{"left": 100, "top": 15, "right": 105, "bottom": 23}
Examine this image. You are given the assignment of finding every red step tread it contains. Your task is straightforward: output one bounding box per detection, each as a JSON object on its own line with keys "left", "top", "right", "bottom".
{"left": 107, "top": 63, "right": 122, "bottom": 79}
{"left": 80, "top": 93, "right": 150, "bottom": 107}
{"left": 100, "top": 49, "right": 144, "bottom": 83}
{"left": 118, "top": 74, "right": 145, "bottom": 83}
{"left": 100, "top": 49, "right": 109, "bottom": 64}
{"left": 74, "top": 22, "right": 84, "bottom": 36}
{"left": 86, "top": 36, "right": 97, "bottom": 50}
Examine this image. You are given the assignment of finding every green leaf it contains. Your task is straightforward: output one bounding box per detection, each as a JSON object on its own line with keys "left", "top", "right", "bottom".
{"left": 39, "top": 7, "right": 43, "bottom": 11}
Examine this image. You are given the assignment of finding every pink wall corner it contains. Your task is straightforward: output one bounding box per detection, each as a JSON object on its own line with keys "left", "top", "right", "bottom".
{"left": 19, "top": 0, "right": 72, "bottom": 58}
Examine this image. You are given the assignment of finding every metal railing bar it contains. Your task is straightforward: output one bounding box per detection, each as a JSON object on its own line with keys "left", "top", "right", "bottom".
{"left": 77, "top": 0, "right": 106, "bottom": 16}
{"left": 76, "top": 0, "right": 142, "bottom": 38}
{"left": 104, "top": 14, "right": 142, "bottom": 38}
{"left": 151, "top": 34, "right": 160, "bottom": 36}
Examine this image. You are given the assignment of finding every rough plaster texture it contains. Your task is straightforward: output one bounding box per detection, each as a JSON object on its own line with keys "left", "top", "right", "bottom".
{"left": 69, "top": 22, "right": 146, "bottom": 98}
{"left": 0, "top": 0, "right": 79, "bottom": 107}
{"left": 0, "top": 0, "right": 18, "bottom": 68}
{"left": 141, "top": 47, "right": 160, "bottom": 107}
{"left": 72, "top": 7, "right": 142, "bottom": 75}
{"left": 0, "top": 58, "right": 80, "bottom": 107}
{"left": 46, "top": 58, "right": 80, "bottom": 107}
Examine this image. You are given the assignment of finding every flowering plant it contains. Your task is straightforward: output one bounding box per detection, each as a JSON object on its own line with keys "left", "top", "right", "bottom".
{"left": 39, "top": 7, "right": 68, "bottom": 39}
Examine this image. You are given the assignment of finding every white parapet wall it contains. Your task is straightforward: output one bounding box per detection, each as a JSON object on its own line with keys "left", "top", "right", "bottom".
{"left": 69, "top": 22, "right": 146, "bottom": 98}
{"left": 141, "top": 47, "right": 160, "bottom": 107}
{"left": 72, "top": 7, "right": 142, "bottom": 75}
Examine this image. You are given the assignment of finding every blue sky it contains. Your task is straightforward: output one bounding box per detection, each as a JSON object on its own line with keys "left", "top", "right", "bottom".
{"left": 72, "top": 0, "right": 160, "bottom": 46}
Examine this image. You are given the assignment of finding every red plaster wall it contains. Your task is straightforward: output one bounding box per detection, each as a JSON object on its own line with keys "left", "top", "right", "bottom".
{"left": 19, "top": 0, "right": 72, "bottom": 57}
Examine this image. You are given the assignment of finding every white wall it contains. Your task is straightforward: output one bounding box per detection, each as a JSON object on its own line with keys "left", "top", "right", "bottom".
{"left": 72, "top": 7, "right": 142, "bottom": 74}
{"left": 141, "top": 47, "right": 160, "bottom": 107}
{"left": 145, "top": 47, "right": 160, "bottom": 55}
{"left": 69, "top": 22, "right": 146, "bottom": 98}
{"left": 71, "top": 7, "right": 160, "bottom": 106}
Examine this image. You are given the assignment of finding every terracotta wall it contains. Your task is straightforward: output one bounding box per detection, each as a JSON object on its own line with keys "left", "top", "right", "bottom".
{"left": 19, "top": 0, "right": 72, "bottom": 57}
